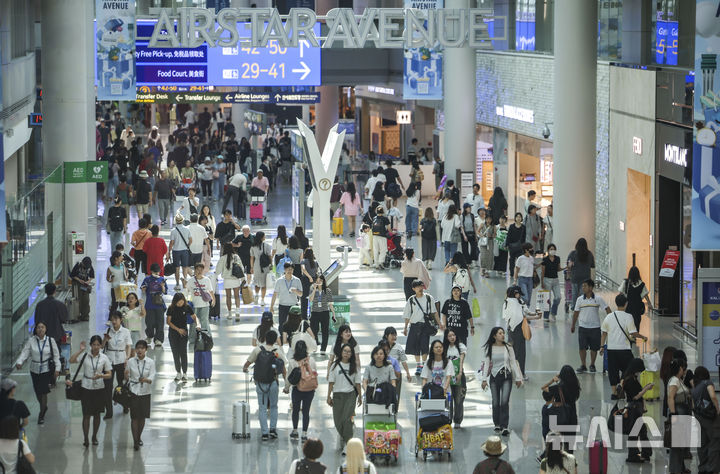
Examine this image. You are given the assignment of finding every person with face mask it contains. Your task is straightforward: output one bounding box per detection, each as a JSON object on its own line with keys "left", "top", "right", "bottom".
{"left": 540, "top": 243, "right": 565, "bottom": 322}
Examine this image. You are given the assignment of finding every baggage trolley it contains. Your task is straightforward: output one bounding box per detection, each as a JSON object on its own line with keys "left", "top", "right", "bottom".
{"left": 232, "top": 372, "right": 252, "bottom": 439}
{"left": 415, "top": 392, "right": 453, "bottom": 461}
{"left": 250, "top": 195, "right": 267, "bottom": 225}
{"left": 363, "top": 397, "right": 399, "bottom": 466}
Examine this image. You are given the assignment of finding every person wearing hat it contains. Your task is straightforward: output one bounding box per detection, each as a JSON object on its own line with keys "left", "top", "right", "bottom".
{"left": 524, "top": 203, "right": 544, "bottom": 254}
{"left": 199, "top": 157, "right": 215, "bottom": 200}
{"left": 403, "top": 280, "right": 442, "bottom": 376}
{"left": 472, "top": 435, "right": 514, "bottom": 474}
{"left": 251, "top": 169, "right": 270, "bottom": 195}
{"left": 212, "top": 155, "right": 227, "bottom": 201}
{"left": 167, "top": 213, "right": 193, "bottom": 290}
{"left": 134, "top": 170, "right": 153, "bottom": 219}
{"left": 0, "top": 379, "right": 30, "bottom": 428}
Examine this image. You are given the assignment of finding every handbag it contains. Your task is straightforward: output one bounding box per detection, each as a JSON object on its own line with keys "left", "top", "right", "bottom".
{"left": 112, "top": 382, "right": 135, "bottom": 409}
{"left": 241, "top": 284, "right": 253, "bottom": 304}
{"left": 164, "top": 259, "right": 176, "bottom": 276}
{"left": 65, "top": 353, "right": 88, "bottom": 401}
{"left": 412, "top": 296, "right": 437, "bottom": 336}
{"left": 471, "top": 297, "right": 481, "bottom": 318}
{"left": 130, "top": 231, "right": 149, "bottom": 258}
{"left": 479, "top": 236, "right": 488, "bottom": 246}
{"left": 450, "top": 224, "right": 461, "bottom": 244}
{"left": 521, "top": 317, "right": 532, "bottom": 340}
{"left": 16, "top": 440, "right": 35, "bottom": 474}
{"left": 193, "top": 276, "right": 212, "bottom": 303}
{"left": 663, "top": 418, "right": 672, "bottom": 448}
{"left": 231, "top": 256, "right": 244, "bottom": 278}
{"left": 48, "top": 339, "right": 57, "bottom": 384}
{"left": 297, "top": 359, "right": 318, "bottom": 392}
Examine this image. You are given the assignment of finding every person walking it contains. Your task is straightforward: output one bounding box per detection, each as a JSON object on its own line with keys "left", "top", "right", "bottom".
{"left": 487, "top": 187, "right": 508, "bottom": 225}
{"left": 441, "top": 285, "right": 475, "bottom": 346}
{"left": 543, "top": 204, "right": 554, "bottom": 249}
{"left": 570, "top": 279, "right": 611, "bottom": 374}
{"left": 472, "top": 435, "right": 514, "bottom": 474}
{"left": 524, "top": 204, "right": 544, "bottom": 254}
{"left": 249, "top": 231, "right": 272, "bottom": 306}
{"left": 667, "top": 358, "right": 691, "bottom": 472}
{"left": 141, "top": 263, "right": 167, "bottom": 347}
{"left": 540, "top": 244, "right": 564, "bottom": 321}
{"left": 505, "top": 213, "right": 526, "bottom": 276}
{"left": 121, "top": 292, "right": 145, "bottom": 345}
{"left": 186, "top": 263, "right": 215, "bottom": 331}
{"left": 134, "top": 171, "right": 153, "bottom": 219}
{"left": 405, "top": 182, "right": 421, "bottom": 244}
{"left": 288, "top": 439, "right": 327, "bottom": 473}
{"left": 131, "top": 218, "right": 152, "bottom": 277}
{"left": 502, "top": 286, "right": 541, "bottom": 380}
{"left": 143, "top": 225, "right": 168, "bottom": 278}
{"left": 464, "top": 183, "right": 485, "bottom": 215}
{"left": 14, "top": 322, "right": 60, "bottom": 425}
{"left": 107, "top": 197, "right": 128, "bottom": 251}
{"left": 327, "top": 343, "right": 362, "bottom": 453}
{"left": 33, "top": 283, "right": 69, "bottom": 349}
{"left": 107, "top": 251, "right": 129, "bottom": 313}
{"left": 339, "top": 438, "right": 377, "bottom": 474}
{"left": 233, "top": 225, "right": 254, "bottom": 274}
{"left": 400, "top": 248, "right": 430, "bottom": 300}
{"left": 493, "top": 215, "right": 509, "bottom": 276}
{"left": 0, "top": 416, "right": 34, "bottom": 472}
{"left": 212, "top": 155, "right": 227, "bottom": 201}
{"left": 327, "top": 325, "right": 362, "bottom": 377}
{"left": 618, "top": 266, "right": 654, "bottom": 331}
{"left": 567, "top": 238, "right": 595, "bottom": 304}
{"left": 243, "top": 329, "right": 287, "bottom": 441}
{"left": 168, "top": 214, "right": 193, "bottom": 290}
{"left": 371, "top": 207, "right": 391, "bottom": 270}
{"left": 460, "top": 203, "right": 478, "bottom": 266}
{"left": 340, "top": 183, "right": 362, "bottom": 238}
{"left": 271, "top": 225, "right": 288, "bottom": 267}
{"left": 198, "top": 157, "right": 214, "bottom": 199}
{"left": 512, "top": 243, "right": 536, "bottom": 304}
{"left": 619, "top": 358, "right": 654, "bottom": 464}
{"left": 154, "top": 170, "right": 174, "bottom": 225}
{"left": 539, "top": 431, "right": 578, "bottom": 473}
{"left": 70, "top": 257, "right": 95, "bottom": 322}
{"left": 600, "top": 294, "right": 647, "bottom": 398}
{"left": 102, "top": 311, "right": 133, "bottom": 419}
{"left": 187, "top": 214, "right": 208, "bottom": 269}
{"left": 444, "top": 329, "right": 467, "bottom": 427}
{"left": 284, "top": 340, "right": 318, "bottom": 441}
{"left": 67, "top": 336, "right": 113, "bottom": 447}
{"left": 309, "top": 274, "right": 336, "bottom": 355}
{"left": 440, "top": 204, "right": 463, "bottom": 264}
{"left": 444, "top": 252, "right": 476, "bottom": 300}
{"left": 421, "top": 340, "right": 454, "bottom": 396}
{"left": 271, "top": 262, "right": 303, "bottom": 329}
{"left": 124, "top": 340, "right": 156, "bottom": 450}
{"left": 419, "top": 208, "right": 438, "bottom": 269}
{"left": 286, "top": 235, "right": 304, "bottom": 279}
{"left": 403, "top": 280, "right": 443, "bottom": 376}
{"left": 477, "top": 213, "right": 495, "bottom": 277}
{"left": 480, "top": 327, "right": 523, "bottom": 436}
{"left": 692, "top": 366, "right": 720, "bottom": 473}
{"left": 216, "top": 243, "right": 245, "bottom": 317}
{"left": 166, "top": 293, "right": 199, "bottom": 382}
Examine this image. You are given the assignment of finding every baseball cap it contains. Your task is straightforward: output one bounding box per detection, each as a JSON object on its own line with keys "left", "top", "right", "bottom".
{"left": 288, "top": 305, "right": 302, "bottom": 315}
{"left": 261, "top": 311, "right": 273, "bottom": 322}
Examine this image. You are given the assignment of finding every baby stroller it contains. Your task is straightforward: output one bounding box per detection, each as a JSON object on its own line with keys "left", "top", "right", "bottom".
{"left": 384, "top": 232, "right": 404, "bottom": 268}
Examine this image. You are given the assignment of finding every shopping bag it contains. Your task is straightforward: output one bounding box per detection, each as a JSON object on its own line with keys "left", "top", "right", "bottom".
{"left": 113, "top": 283, "right": 137, "bottom": 303}
{"left": 642, "top": 350, "right": 662, "bottom": 372}
{"left": 471, "top": 298, "right": 481, "bottom": 318}
{"left": 639, "top": 370, "right": 661, "bottom": 400}
{"left": 535, "top": 290, "right": 551, "bottom": 312}
{"left": 241, "top": 284, "right": 253, "bottom": 304}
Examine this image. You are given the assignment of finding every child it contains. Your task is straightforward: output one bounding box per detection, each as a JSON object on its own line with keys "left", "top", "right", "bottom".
{"left": 122, "top": 292, "right": 146, "bottom": 346}
{"left": 538, "top": 389, "right": 554, "bottom": 463}
{"left": 358, "top": 223, "right": 373, "bottom": 267}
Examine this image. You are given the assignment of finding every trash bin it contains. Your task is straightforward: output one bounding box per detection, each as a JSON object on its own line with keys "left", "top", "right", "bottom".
{"left": 330, "top": 295, "right": 350, "bottom": 334}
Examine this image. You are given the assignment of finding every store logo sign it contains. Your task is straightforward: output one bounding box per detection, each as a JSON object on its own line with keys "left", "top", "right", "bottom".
{"left": 664, "top": 144, "right": 688, "bottom": 167}
{"left": 396, "top": 110, "right": 412, "bottom": 124}
{"left": 633, "top": 136, "right": 643, "bottom": 155}
{"left": 496, "top": 105, "right": 534, "bottom": 123}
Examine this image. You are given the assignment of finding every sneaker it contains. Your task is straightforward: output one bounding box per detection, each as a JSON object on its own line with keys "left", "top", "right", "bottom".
{"left": 501, "top": 429, "right": 510, "bottom": 436}
{"left": 549, "top": 314, "right": 556, "bottom": 322}
{"left": 523, "top": 375, "right": 529, "bottom": 381}
{"left": 261, "top": 434, "right": 269, "bottom": 441}
{"left": 576, "top": 365, "right": 587, "bottom": 374}
{"left": 494, "top": 426, "right": 502, "bottom": 433}
{"left": 290, "top": 430, "right": 299, "bottom": 439}
{"left": 301, "top": 432, "right": 308, "bottom": 441}
{"left": 154, "top": 340, "right": 162, "bottom": 347}
{"left": 341, "top": 447, "right": 346, "bottom": 456}
{"left": 181, "top": 374, "right": 187, "bottom": 382}
{"left": 269, "top": 429, "right": 278, "bottom": 439}
{"left": 146, "top": 337, "right": 153, "bottom": 344}
{"left": 589, "top": 365, "right": 597, "bottom": 373}
{"left": 414, "top": 365, "right": 423, "bottom": 376}
{"left": 174, "top": 373, "right": 181, "bottom": 382}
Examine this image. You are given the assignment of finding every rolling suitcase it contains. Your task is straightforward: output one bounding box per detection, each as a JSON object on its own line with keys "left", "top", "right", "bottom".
{"left": 588, "top": 440, "right": 608, "bottom": 474}
{"left": 232, "top": 374, "right": 252, "bottom": 439}
{"left": 194, "top": 350, "right": 212, "bottom": 382}
{"left": 332, "top": 217, "right": 344, "bottom": 236}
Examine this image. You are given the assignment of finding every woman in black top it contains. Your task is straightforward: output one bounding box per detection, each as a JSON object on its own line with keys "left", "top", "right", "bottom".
{"left": 505, "top": 212, "right": 526, "bottom": 275}
{"left": 371, "top": 181, "right": 385, "bottom": 204}
{"left": 619, "top": 266, "right": 653, "bottom": 330}
{"left": 487, "top": 187, "right": 508, "bottom": 225}
{"left": 165, "top": 293, "right": 198, "bottom": 383}
{"left": 540, "top": 243, "right": 565, "bottom": 321}
{"left": 300, "top": 249, "right": 319, "bottom": 318}
{"left": 620, "top": 358, "right": 654, "bottom": 463}
{"left": 293, "top": 226, "right": 309, "bottom": 250}
{"left": 0, "top": 379, "right": 30, "bottom": 429}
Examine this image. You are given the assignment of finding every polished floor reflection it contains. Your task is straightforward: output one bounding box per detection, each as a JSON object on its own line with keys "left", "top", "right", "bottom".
{"left": 12, "top": 185, "right": 700, "bottom": 473}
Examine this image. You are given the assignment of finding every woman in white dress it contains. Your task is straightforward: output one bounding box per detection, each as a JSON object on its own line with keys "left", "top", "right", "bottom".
{"left": 249, "top": 231, "right": 272, "bottom": 305}
{"left": 216, "top": 243, "right": 245, "bottom": 318}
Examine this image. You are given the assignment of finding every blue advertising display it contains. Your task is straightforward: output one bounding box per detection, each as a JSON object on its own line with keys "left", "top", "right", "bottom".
{"left": 692, "top": 1, "right": 720, "bottom": 249}
{"left": 95, "top": 0, "right": 136, "bottom": 101}
{"left": 403, "top": 0, "right": 443, "bottom": 100}
{"left": 135, "top": 20, "right": 321, "bottom": 87}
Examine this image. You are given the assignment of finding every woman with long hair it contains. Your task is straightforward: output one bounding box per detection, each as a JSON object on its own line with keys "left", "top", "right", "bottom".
{"left": 216, "top": 242, "right": 245, "bottom": 317}
{"left": 567, "top": 237, "right": 595, "bottom": 304}
{"left": 200, "top": 204, "right": 216, "bottom": 235}
{"left": 340, "top": 182, "right": 362, "bottom": 238}
{"left": 293, "top": 226, "right": 309, "bottom": 250}
{"left": 121, "top": 291, "right": 146, "bottom": 346}
{"left": 282, "top": 308, "right": 315, "bottom": 360}
{"left": 271, "top": 225, "right": 289, "bottom": 267}
{"left": 308, "top": 274, "right": 336, "bottom": 354}
{"left": 287, "top": 235, "right": 304, "bottom": 279}
{"left": 505, "top": 212, "right": 526, "bottom": 275}
{"left": 300, "top": 248, "right": 319, "bottom": 317}
{"left": 618, "top": 266, "right": 653, "bottom": 330}
{"left": 249, "top": 231, "right": 272, "bottom": 305}
{"left": 252, "top": 311, "right": 274, "bottom": 347}
{"left": 14, "top": 322, "right": 60, "bottom": 425}
{"left": 692, "top": 366, "right": 720, "bottom": 472}
{"left": 165, "top": 293, "right": 199, "bottom": 382}
{"left": 477, "top": 213, "right": 496, "bottom": 277}
{"left": 443, "top": 329, "right": 467, "bottom": 427}
{"left": 327, "top": 325, "right": 361, "bottom": 376}
{"left": 419, "top": 207, "right": 438, "bottom": 269}
{"left": 405, "top": 182, "right": 421, "bottom": 244}
{"left": 479, "top": 327, "right": 522, "bottom": 436}
{"left": 667, "top": 358, "right": 691, "bottom": 472}
{"left": 327, "top": 343, "right": 362, "bottom": 451}
{"left": 0, "top": 416, "right": 35, "bottom": 472}
{"left": 400, "top": 248, "right": 430, "bottom": 300}
{"left": 440, "top": 204, "right": 464, "bottom": 264}
{"left": 619, "top": 358, "right": 654, "bottom": 463}
{"left": 67, "top": 335, "right": 113, "bottom": 447}
{"left": 283, "top": 340, "right": 318, "bottom": 441}
{"left": 539, "top": 431, "right": 578, "bottom": 473}
{"left": 340, "top": 438, "right": 377, "bottom": 474}
{"left": 443, "top": 251, "right": 476, "bottom": 299}
{"left": 421, "top": 340, "right": 454, "bottom": 394}
{"left": 487, "top": 186, "right": 508, "bottom": 225}
{"left": 502, "top": 285, "right": 540, "bottom": 380}
{"left": 460, "top": 203, "right": 478, "bottom": 265}
{"left": 107, "top": 250, "right": 129, "bottom": 313}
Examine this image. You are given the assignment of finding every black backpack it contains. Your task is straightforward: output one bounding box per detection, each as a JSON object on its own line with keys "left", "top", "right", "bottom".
{"left": 253, "top": 347, "right": 280, "bottom": 384}
{"left": 259, "top": 249, "right": 271, "bottom": 269}
{"left": 420, "top": 382, "right": 445, "bottom": 400}
{"left": 421, "top": 219, "right": 436, "bottom": 240}
{"left": 295, "top": 459, "right": 326, "bottom": 474}
{"left": 372, "top": 216, "right": 387, "bottom": 236}
{"left": 108, "top": 207, "right": 125, "bottom": 232}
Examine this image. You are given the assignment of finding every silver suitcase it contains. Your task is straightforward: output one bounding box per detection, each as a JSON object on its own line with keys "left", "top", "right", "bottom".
{"left": 232, "top": 374, "right": 251, "bottom": 439}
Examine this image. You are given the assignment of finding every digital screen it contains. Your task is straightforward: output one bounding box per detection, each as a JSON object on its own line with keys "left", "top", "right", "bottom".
{"left": 135, "top": 20, "right": 321, "bottom": 87}
{"left": 28, "top": 113, "right": 43, "bottom": 127}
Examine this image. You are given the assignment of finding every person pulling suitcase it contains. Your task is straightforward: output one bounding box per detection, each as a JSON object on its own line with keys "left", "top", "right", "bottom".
{"left": 243, "top": 330, "right": 287, "bottom": 440}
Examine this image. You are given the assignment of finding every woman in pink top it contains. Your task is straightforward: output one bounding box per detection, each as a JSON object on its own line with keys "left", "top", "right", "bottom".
{"left": 339, "top": 182, "right": 362, "bottom": 237}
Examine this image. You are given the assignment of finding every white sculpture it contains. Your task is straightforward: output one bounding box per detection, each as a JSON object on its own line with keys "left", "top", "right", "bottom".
{"left": 295, "top": 119, "right": 346, "bottom": 270}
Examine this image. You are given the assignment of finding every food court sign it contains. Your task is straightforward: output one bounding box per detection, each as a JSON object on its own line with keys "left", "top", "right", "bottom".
{"left": 148, "top": 7, "right": 502, "bottom": 49}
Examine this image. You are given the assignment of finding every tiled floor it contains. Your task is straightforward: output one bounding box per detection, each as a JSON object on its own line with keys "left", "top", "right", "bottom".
{"left": 11, "top": 181, "right": 700, "bottom": 473}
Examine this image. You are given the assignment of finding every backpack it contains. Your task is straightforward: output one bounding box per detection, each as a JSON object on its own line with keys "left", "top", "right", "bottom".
{"left": 453, "top": 269, "right": 469, "bottom": 290}
{"left": 297, "top": 358, "right": 318, "bottom": 392}
{"left": 421, "top": 219, "right": 437, "bottom": 240}
{"left": 295, "top": 459, "right": 325, "bottom": 474}
{"left": 108, "top": 208, "right": 125, "bottom": 232}
{"left": 420, "top": 381, "right": 445, "bottom": 400}
{"left": 259, "top": 248, "right": 271, "bottom": 269}
{"left": 254, "top": 347, "right": 281, "bottom": 384}
{"left": 372, "top": 216, "right": 387, "bottom": 236}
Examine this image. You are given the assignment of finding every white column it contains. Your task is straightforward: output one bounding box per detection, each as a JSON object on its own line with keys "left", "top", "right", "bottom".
{"left": 553, "top": 0, "right": 597, "bottom": 258}
{"left": 41, "top": 0, "right": 96, "bottom": 259}
{"left": 443, "top": 0, "right": 476, "bottom": 183}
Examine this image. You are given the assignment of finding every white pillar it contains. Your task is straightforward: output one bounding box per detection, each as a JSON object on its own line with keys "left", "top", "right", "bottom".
{"left": 41, "top": 0, "right": 96, "bottom": 259}
{"left": 443, "top": 0, "right": 476, "bottom": 184}
{"left": 553, "top": 0, "right": 597, "bottom": 258}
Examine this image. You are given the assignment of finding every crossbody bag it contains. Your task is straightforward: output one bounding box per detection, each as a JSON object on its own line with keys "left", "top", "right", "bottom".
{"left": 612, "top": 312, "right": 635, "bottom": 346}
{"left": 337, "top": 363, "right": 359, "bottom": 397}
{"left": 412, "top": 296, "right": 437, "bottom": 334}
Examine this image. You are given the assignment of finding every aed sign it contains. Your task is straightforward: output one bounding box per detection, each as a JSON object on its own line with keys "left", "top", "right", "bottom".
{"left": 632, "top": 136, "right": 643, "bottom": 155}
{"left": 664, "top": 143, "right": 688, "bottom": 167}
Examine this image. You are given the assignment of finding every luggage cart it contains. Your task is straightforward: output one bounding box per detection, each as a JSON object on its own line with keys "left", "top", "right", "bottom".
{"left": 249, "top": 195, "right": 267, "bottom": 225}
{"left": 363, "top": 398, "right": 399, "bottom": 466}
{"left": 415, "top": 392, "right": 453, "bottom": 461}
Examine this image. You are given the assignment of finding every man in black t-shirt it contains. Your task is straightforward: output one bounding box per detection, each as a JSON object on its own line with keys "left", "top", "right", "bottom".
{"left": 233, "top": 225, "right": 254, "bottom": 272}
{"left": 381, "top": 159, "right": 404, "bottom": 207}
{"left": 135, "top": 171, "right": 153, "bottom": 218}
{"left": 215, "top": 210, "right": 241, "bottom": 248}
{"left": 441, "top": 285, "right": 474, "bottom": 345}
{"left": 154, "top": 170, "right": 175, "bottom": 225}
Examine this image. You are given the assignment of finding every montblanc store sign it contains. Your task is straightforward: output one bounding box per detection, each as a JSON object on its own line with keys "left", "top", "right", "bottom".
{"left": 148, "top": 7, "right": 498, "bottom": 49}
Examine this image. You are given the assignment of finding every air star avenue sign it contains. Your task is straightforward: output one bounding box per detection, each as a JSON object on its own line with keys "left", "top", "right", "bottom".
{"left": 148, "top": 7, "right": 503, "bottom": 49}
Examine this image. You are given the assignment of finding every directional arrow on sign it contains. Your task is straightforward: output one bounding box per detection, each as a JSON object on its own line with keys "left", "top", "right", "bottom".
{"left": 299, "top": 40, "right": 309, "bottom": 58}
{"left": 274, "top": 94, "right": 282, "bottom": 102}
{"left": 292, "top": 61, "right": 311, "bottom": 81}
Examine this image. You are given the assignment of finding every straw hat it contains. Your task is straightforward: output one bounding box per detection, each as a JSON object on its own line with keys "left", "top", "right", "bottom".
{"left": 481, "top": 435, "right": 507, "bottom": 456}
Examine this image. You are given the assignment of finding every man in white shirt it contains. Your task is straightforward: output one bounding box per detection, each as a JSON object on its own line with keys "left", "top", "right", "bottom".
{"left": 224, "top": 172, "right": 248, "bottom": 219}
{"left": 186, "top": 262, "right": 215, "bottom": 331}
{"left": 570, "top": 279, "right": 611, "bottom": 374}
{"left": 187, "top": 214, "right": 208, "bottom": 267}
{"left": 168, "top": 214, "right": 193, "bottom": 289}
{"left": 184, "top": 108, "right": 196, "bottom": 128}
{"left": 524, "top": 190, "right": 537, "bottom": 213}
{"left": 600, "top": 293, "right": 647, "bottom": 398}
{"left": 403, "top": 280, "right": 443, "bottom": 375}
{"left": 270, "top": 263, "right": 303, "bottom": 329}
{"left": 464, "top": 183, "right": 485, "bottom": 215}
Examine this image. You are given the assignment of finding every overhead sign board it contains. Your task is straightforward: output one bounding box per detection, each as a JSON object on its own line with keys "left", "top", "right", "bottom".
{"left": 135, "top": 91, "right": 320, "bottom": 104}
{"left": 136, "top": 20, "right": 321, "bottom": 86}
